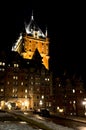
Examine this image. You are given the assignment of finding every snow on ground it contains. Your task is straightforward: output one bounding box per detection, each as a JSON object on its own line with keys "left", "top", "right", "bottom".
{"left": 0, "top": 121, "right": 37, "bottom": 130}
{"left": 0, "top": 112, "right": 75, "bottom": 130}
{"left": 29, "top": 116, "right": 75, "bottom": 130}
{"left": 0, "top": 120, "right": 75, "bottom": 130}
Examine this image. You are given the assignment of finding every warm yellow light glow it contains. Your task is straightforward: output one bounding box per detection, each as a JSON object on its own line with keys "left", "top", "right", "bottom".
{"left": 42, "top": 95, "right": 44, "bottom": 99}
{"left": 59, "top": 109, "right": 64, "bottom": 113}
{"left": 39, "top": 100, "right": 43, "bottom": 105}
{"left": 82, "top": 101, "right": 86, "bottom": 105}
{"left": 57, "top": 106, "right": 59, "bottom": 110}
{"left": 24, "top": 101, "right": 29, "bottom": 106}
{"left": 8, "top": 104, "right": 12, "bottom": 110}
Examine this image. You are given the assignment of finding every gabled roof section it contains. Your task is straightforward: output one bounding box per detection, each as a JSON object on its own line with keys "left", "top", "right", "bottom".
{"left": 32, "top": 48, "right": 42, "bottom": 63}
{"left": 11, "top": 33, "right": 23, "bottom": 52}
{"left": 25, "top": 13, "right": 46, "bottom": 38}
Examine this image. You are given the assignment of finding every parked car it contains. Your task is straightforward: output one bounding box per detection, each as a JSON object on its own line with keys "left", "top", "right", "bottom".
{"left": 39, "top": 108, "right": 50, "bottom": 117}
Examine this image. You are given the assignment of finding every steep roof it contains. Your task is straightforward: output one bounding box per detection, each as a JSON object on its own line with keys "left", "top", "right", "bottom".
{"left": 25, "top": 13, "right": 46, "bottom": 38}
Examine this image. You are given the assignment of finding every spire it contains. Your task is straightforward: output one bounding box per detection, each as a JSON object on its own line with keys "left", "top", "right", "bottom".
{"left": 31, "top": 10, "right": 34, "bottom": 21}
{"left": 25, "top": 11, "right": 46, "bottom": 38}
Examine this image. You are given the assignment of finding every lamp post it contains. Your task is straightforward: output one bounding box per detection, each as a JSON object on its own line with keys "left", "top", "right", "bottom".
{"left": 82, "top": 98, "right": 86, "bottom": 116}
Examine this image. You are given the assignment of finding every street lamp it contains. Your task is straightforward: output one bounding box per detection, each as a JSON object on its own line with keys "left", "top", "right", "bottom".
{"left": 82, "top": 98, "right": 86, "bottom": 116}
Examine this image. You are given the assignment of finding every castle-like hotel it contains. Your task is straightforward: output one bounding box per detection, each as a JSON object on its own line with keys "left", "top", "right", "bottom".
{"left": 0, "top": 13, "right": 53, "bottom": 111}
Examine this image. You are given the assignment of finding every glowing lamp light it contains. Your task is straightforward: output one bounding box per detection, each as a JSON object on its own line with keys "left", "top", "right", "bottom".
{"left": 39, "top": 100, "right": 43, "bottom": 105}
{"left": 59, "top": 109, "right": 64, "bottom": 113}
{"left": 82, "top": 101, "right": 86, "bottom": 105}
{"left": 82, "top": 98, "right": 86, "bottom": 116}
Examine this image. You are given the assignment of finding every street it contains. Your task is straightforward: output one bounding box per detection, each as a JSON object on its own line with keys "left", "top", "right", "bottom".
{"left": 0, "top": 110, "right": 86, "bottom": 130}
{"left": 47, "top": 115, "right": 86, "bottom": 130}
{"left": 23, "top": 111, "right": 86, "bottom": 130}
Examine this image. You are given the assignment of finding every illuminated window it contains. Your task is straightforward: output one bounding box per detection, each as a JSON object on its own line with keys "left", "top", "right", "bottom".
{"left": 42, "top": 95, "right": 44, "bottom": 99}
{"left": 14, "top": 64, "right": 19, "bottom": 67}
{"left": 73, "top": 101, "right": 76, "bottom": 104}
{"left": 3, "top": 62, "right": 5, "bottom": 66}
{"left": 70, "top": 101, "right": 72, "bottom": 104}
{"left": 73, "top": 89, "right": 75, "bottom": 93}
{"left": 80, "top": 90, "right": 82, "bottom": 93}
{"left": 27, "top": 62, "right": 29, "bottom": 64}
{"left": 49, "top": 102, "right": 51, "bottom": 107}
{"left": 25, "top": 89, "right": 27, "bottom": 93}
{"left": 31, "top": 76, "right": 33, "bottom": 79}
{"left": 31, "top": 82, "right": 33, "bottom": 85}
{"left": 46, "top": 102, "right": 48, "bottom": 106}
{"left": 0, "top": 68, "right": 5, "bottom": 71}
{"left": 45, "top": 78, "right": 50, "bottom": 81}
{"left": 47, "top": 78, "right": 50, "bottom": 81}
{"left": 21, "top": 82, "right": 23, "bottom": 85}
{"left": 13, "top": 76, "right": 18, "bottom": 80}
{"left": 37, "top": 88, "right": 39, "bottom": 91}
{"left": 0, "top": 62, "right": 5, "bottom": 66}
{"left": 0, "top": 62, "right": 2, "bottom": 65}
{"left": 7, "top": 81, "right": 10, "bottom": 85}
{"left": 1, "top": 89, "right": 4, "bottom": 92}
{"left": 59, "top": 83, "right": 61, "bottom": 87}
{"left": 13, "top": 88, "right": 17, "bottom": 93}
{"left": 25, "top": 95, "right": 27, "bottom": 98}
{"left": 57, "top": 106, "right": 59, "bottom": 110}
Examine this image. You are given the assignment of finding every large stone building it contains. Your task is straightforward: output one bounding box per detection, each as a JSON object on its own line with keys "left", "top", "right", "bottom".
{"left": 53, "top": 74, "right": 86, "bottom": 117}
{"left": 0, "top": 13, "right": 53, "bottom": 111}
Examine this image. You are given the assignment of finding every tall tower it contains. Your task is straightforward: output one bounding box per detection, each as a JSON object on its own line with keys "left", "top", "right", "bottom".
{"left": 12, "top": 13, "right": 50, "bottom": 70}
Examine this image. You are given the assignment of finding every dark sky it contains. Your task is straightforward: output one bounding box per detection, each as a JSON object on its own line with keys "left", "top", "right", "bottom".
{"left": 0, "top": 1, "right": 86, "bottom": 80}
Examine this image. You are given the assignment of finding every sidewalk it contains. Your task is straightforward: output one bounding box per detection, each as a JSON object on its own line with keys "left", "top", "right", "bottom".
{"left": 66, "top": 115, "right": 86, "bottom": 124}
{"left": 50, "top": 112, "right": 86, "bottom": 124}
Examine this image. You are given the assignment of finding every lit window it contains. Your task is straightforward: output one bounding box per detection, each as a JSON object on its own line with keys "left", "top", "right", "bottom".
{"left": 13, "top": 89, "right": 14, "bottom": 93}
{"left": 1, "top": 89, "right": 4, "bottom": 92}
{"left": 27, "top": 62, "right": 29, "bottom": 64}
{"left": 73, "top": 89, "right": 75, "bottom": 93}
{"left": 80, "top": 90, "right": 82, "bottom": 93}
{"left": 59, "top": 84, "right": 61, "bottom": 87}
{"left": 13, "top": 76, "right": 15, "bottom": 79}
{"left": 14, "top": 64, "right": 19, "bottom": 67}
{"left": 13, "top": 88, "right": 17, "bottom": 93}
{"left": 2, "top": 68, "right": 5, "bottom": 71}
{"left": 47, "top": 78, "right": 50, "bottom": 81}
{"left": 57, "top": 106, "right": 59, "bottom": 110}
{"left": 49, "top": 102, "right": 51, "bottom": 107}
{"left": 31, "top": 82, "right": 33, "bottom": 85}
{"left": 0, "top": 68, "right": 5, "bottom": 71}
{"left": 45, "top": 78, "right": 47, "bottom": 81}
{"left": 3, "top": 62, "right": 5, "bottom": 66}
{"left": 25, "top": 89, "right": 27, "bottom": 93}
{"left": 42, "top": 95, "right": 44, "bottom": 99}
{"left": 73, "top": 101, "right": 76, "bottom": 104}
{"left": 13, "top": 76, "right": 18, "bottom": 79}
{"left": 21, "top": 82, "right": 23, "bottom": 85}
{"left": 0, "top": 62, "right": 2, "bottom": 65}
{"left": 25, "top": 95, "right": 27, "bottom": 98}
{"left": 31, "top": 76, "right": 33, "bottom": 79}
{"left": 37, "top": 88, "right": 39, "bottom": 91}
{"left": 70, "top": 101, "right": 72, "bottom": 104}
{"left": 7, "top": 81, "right": 10, "bottom": 85}
{"left": 16, "top": 76, "right": 18, "bottom": 80}
{"left": 0, "top": 62, "right": 5, "bottom": 66}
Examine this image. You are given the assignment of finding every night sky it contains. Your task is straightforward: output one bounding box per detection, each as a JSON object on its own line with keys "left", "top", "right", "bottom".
{"left": 0, "top": 1, "right": 86, "bottom": 80}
